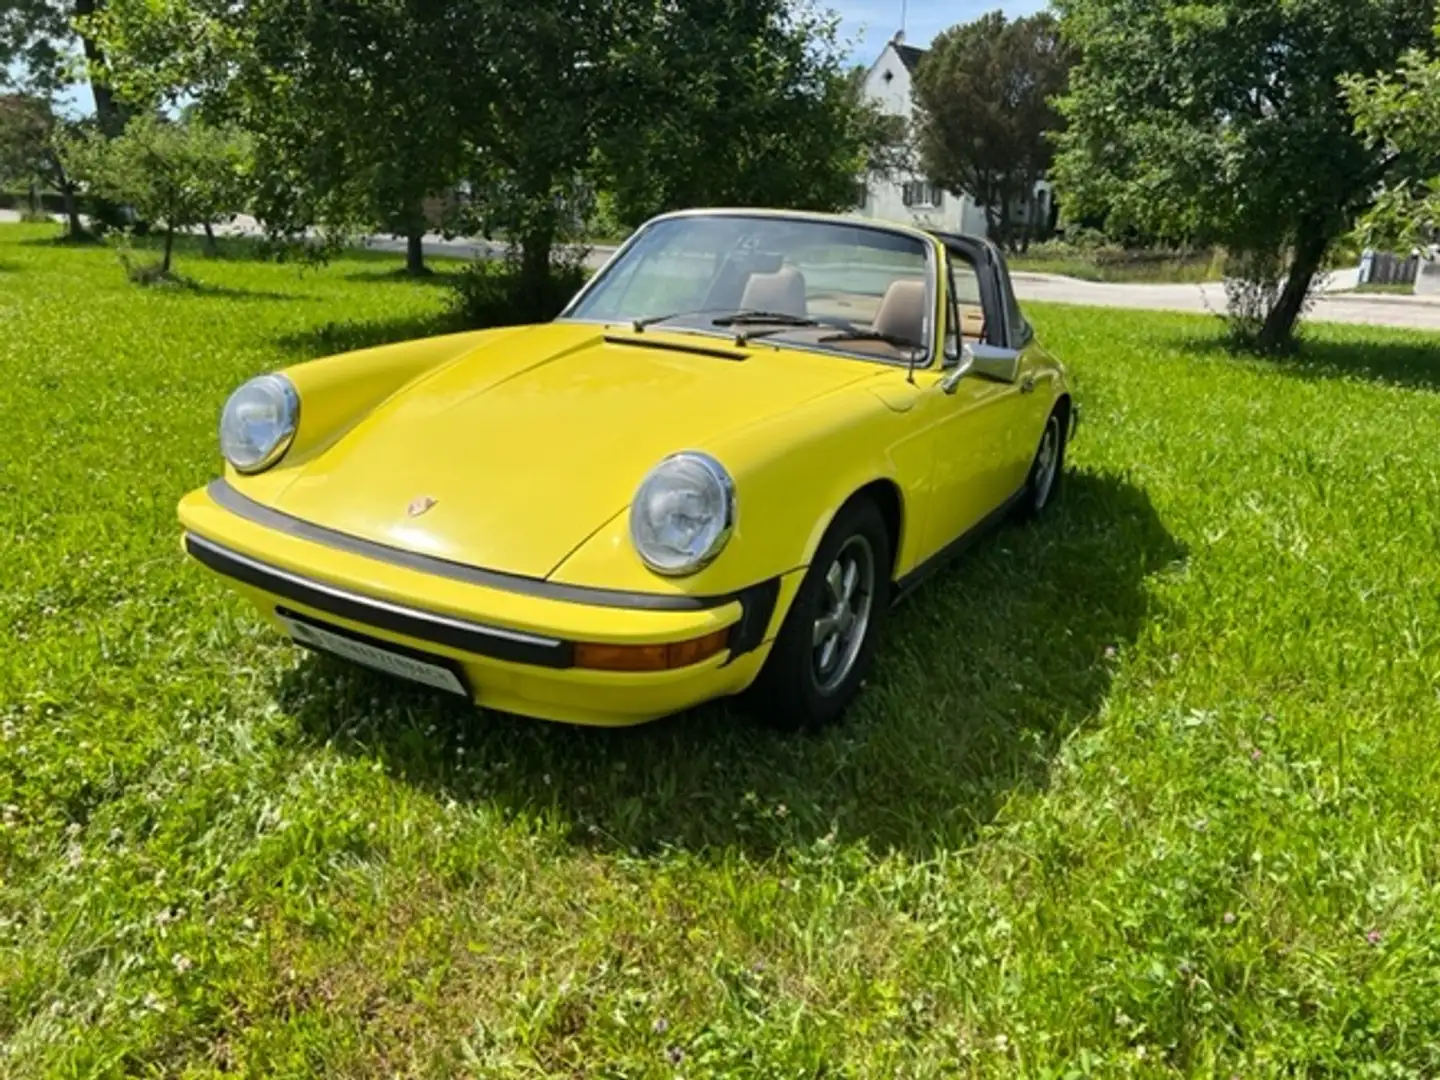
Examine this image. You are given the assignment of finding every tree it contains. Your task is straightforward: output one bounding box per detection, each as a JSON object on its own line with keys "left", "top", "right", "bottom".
{"left": 63, "top": 113, "right": 251, "bottom": 274}
{"left": 598, "top": 1, "right": 888, "bottom": 230}
{"left": 88, "top": 0, "right": 899, "bottom": 299}
{"left": 459, "top": 0, "right": 618, "bottom": 303}
{"left": 2, "top": 0, "right": 129, "bottom": 237}
{"left": 90, "top": 0, "right": 491, "bottom": 275}
{"left": 0, "top": 93, "right": 88, "bottom": 237}
{"left": 0, "top": 0, "right": 128, "bottom": 136}
{"left": 1343, "top": 19, "right": 1440, "bottom": 249}
{"left": 913, "top": 11, "right": 1072, "bottom": 250}
{"left": 1053, "top": 0, "right": 1436, "bottom": 352}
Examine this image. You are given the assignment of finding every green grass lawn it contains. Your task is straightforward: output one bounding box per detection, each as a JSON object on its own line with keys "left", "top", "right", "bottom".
{"left": 5, "top": 222, "right": 1440, "bottom": 1076}
{"left": 1344, "top": 283, "right": 1418, "bottom": 297}
{"left": 1008, "top": 249, "right": 1224, "bottom": 284}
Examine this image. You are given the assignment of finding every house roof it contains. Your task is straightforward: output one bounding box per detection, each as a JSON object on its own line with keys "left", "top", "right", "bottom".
{"left": 893, "top": 42, "right": 927, "bottom": 74}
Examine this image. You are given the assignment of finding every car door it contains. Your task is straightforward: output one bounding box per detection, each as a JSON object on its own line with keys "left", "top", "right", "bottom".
{"left": 915, "top": 246, "right": 1034, "bottom": 560}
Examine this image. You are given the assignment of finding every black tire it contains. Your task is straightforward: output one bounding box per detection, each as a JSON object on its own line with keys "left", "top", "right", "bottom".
{"left": 747, "top": 497, "right": 892, "bottom": 731}
{"left": 1015, "top": 407, "right": 1067, "bottom": 521}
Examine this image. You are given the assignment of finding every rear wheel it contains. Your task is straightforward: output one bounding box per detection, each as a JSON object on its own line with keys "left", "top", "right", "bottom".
{"left": 1016, "top": 408, "right": 1066, "bottom": 520}
{"left": 748, "top": 498, "right": 891, "bottom": 731}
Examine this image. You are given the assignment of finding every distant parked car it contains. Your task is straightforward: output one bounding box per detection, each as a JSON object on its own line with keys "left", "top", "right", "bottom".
{"left": 179, "top": 209, "right": 1077, "bottom": 728}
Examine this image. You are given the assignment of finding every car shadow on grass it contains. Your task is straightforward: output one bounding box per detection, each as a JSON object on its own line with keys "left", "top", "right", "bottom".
{"left": 279, "top": 470, "right": 1184, "bottom": 860}
{"left": 1173, "top": 332, "right": 1440, "bottom": 393}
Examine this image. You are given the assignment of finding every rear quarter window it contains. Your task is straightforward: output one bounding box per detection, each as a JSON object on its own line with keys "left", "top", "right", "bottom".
{"left": 990, "top": 249, "right": 1032, "bottom": 347}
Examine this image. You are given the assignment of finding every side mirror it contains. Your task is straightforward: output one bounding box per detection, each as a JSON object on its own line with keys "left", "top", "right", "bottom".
{"left": 940, "top": 344, "right": 1022, "bottom": 394}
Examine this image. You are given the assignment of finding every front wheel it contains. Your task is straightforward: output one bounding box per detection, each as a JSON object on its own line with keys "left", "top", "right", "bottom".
{"left": 747, "top": 498, "right": 891, "bottom": 731}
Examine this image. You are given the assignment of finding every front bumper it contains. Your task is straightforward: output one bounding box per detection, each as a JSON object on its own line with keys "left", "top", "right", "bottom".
{"left": 179, "top": 484, "right": 797, "bottom": 726}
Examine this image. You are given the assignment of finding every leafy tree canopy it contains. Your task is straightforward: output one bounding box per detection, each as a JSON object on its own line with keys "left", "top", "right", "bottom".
{"left": 913, "top": 10, "right": 1072, "bottom": 249}
{"left": 87, "top": 0, "right": 895, "bottom": 297}
{"left": 90, "top": 0, "right": 490, "bottom": 274}
{"left": 2, "top": 0, "right": 127, "bottom": 134}
{"left": 63, "top": 113, "right": 250, "bottom": 273}
{"left": 599, "top": 1, "right": 883, "bottom": 230}
{"left": 1052, "top": 0, "right": 1436, "bottom": 351}
{"left": 0, "top": 92, "right": 89, "bottom": 236}
{"left": 1344, "top": 19, "right": 1440, "bottom": 249}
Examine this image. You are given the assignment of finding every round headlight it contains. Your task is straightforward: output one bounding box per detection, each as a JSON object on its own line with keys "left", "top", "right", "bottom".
{"left": 219, "top": 374, "right": 299, "bottom": 473}
{"left": 629, "top": 452, "right": 736, "bottom": 576}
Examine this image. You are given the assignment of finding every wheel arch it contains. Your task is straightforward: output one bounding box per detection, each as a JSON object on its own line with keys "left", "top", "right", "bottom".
{"left": 1054, "top": 392, "right": 1073, "bottom": 430}
{"left": 802, "top": 477, "right": 907, "bottom": 584}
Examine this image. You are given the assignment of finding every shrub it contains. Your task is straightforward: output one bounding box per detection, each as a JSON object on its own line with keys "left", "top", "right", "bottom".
{"left": 448, "top": 255, "right": 591, "bottom": 329}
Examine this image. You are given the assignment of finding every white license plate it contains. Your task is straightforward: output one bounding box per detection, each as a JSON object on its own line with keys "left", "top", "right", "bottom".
{"left": 280, "top": 613, "right": 469, "bottom": 696}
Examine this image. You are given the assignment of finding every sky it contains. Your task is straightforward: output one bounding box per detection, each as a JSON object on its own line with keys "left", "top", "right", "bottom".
{"left": 12, "top": 1, "right": 1049, "bottom": 116}
{"left": 835, "top": 0, "right": 1049, "bottom": 61}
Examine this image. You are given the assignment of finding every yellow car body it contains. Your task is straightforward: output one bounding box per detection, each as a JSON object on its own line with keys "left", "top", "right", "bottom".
{"left": 179, "top": 209, "right": 1074, "bottom": 726}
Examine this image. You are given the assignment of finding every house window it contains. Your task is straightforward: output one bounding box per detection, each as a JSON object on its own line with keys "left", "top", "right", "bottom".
{"left": 854, "top": 182, "right": 869, "bottom": 209}
{"left": 902, "top": 181, "right": 944, "bottom": 210}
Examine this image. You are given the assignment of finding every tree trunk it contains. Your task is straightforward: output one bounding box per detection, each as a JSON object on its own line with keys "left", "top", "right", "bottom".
{"left": 203, "top": 222, "right": 217, "bottom": 257}
{"left": 981, "top": 197, "right": 1002, "bottom": 245}
{"left": 1257, "top": 228, "right": 1331, "bottom": 353}
{"left": 519, "top": 226, "right": 556, "bottom": 318}
{"left": 162, "top": 226, "right": 175, "bottom": 274}
{"left": 62, "top": 185, "right": 83, "bottom": 240}
{"left": 74, "top": 0, "right": 127, "bottom": 138}
{"left": 405, "top": 230, "right": 428, "bottom": 276}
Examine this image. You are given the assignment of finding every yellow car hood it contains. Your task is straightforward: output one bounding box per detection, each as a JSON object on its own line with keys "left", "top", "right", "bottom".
{"left": 268, "top": 323, "right": 876, "bottom": 579}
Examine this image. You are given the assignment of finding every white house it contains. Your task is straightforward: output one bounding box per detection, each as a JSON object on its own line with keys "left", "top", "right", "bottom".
{"left": 853, "top": 34, "right": 1054, "bottom": 240}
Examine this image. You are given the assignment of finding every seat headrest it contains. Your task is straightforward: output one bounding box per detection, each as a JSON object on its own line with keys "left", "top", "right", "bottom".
{"left": 739, "top": 266, "right": 808, "bottom": 317}
{"left": 872, "top": 279, "right": 927, "bottom": 345}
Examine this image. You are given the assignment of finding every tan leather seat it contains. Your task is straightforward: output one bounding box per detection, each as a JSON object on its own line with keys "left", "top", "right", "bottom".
{"left": 739, "top": 266, "right": 808, "bottom": 317}
{"left": 872, "top": 279, "right": 927, "bottom": 345}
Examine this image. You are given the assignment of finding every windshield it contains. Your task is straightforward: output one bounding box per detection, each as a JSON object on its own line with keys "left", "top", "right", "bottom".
{"left": 565, "top": 214, "right": 935, "bottom": 365}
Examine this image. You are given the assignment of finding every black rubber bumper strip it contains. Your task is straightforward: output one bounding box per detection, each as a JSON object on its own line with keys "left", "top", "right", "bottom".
{"left": 185, "top": 533, "right": 575, "bottom": 669}
{"left": 726, "top": 577, "right": 780, "bottom": 657}
{"left": 207, "top": 479, "right": 746, "bottom": 614}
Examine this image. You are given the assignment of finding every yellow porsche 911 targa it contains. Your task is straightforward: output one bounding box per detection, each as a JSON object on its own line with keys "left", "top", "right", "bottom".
{"left": 179, "top": 209, "right": 1077, "bottom": 728}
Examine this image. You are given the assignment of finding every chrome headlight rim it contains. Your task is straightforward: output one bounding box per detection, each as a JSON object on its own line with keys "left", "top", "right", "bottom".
{"left": 629, "top": 451, "right": 737, "bottom": 577}
{"left": 219, "top": 373, "right": 300, "bottom": 474}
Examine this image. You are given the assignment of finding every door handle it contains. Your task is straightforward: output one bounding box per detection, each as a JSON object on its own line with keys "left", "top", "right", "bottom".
{"left": 1020, "top": 374, "right": 1037, "bottom": 394}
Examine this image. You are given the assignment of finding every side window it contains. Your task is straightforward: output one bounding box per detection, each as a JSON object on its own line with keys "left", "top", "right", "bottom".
{"left": 945, "top": 248, "right": 986, "bottom": 353}
{"left": 990, "top": 249, "right": 1032, "bottom": 346}
{"left": 944, "top": 264, "right": 962, "bottom": 363}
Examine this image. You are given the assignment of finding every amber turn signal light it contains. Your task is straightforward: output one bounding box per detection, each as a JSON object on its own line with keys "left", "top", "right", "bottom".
{"left": 574, "top": 628, "right": 731, "bottom": 672}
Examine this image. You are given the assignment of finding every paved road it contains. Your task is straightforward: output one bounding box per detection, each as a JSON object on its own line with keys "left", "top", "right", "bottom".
{"left": 1010, "top": 270, "right": 1440, "bottom": 333}
{"left": 7, "top": 210, "right": 1438, "bottom": 331}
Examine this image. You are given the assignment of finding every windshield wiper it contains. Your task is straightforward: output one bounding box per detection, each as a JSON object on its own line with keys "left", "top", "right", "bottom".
{"left": 817, "top": 328, "right": 924, "bottom": 350}
{"left": 711, "top": 311, "right": 823, "bottom": 328}
{"left": 629, "top": 308, "right": 732, "bottom": 333}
